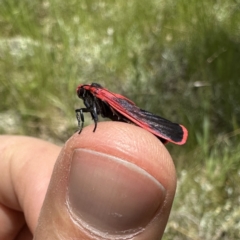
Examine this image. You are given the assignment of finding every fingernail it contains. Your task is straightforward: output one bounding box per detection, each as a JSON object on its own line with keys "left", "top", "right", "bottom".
{"left": 67, "top": 149, "right": 166, "bottom": 237}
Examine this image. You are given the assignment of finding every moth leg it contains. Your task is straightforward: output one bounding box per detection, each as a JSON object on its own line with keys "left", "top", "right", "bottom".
{"left": 91, "top": 100, "right": 98, "bottom": 132}
{"left": 75, "top": 108, "right": 90, "bottom": 133}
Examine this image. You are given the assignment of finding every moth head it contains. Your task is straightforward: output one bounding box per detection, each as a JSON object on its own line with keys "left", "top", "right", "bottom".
{"left": 76, "top": 85, "right": 86, "bottom": 99}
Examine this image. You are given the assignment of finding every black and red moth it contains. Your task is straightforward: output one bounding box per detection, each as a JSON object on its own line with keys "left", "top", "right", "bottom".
{"left": 75, "top": 83, "right": 188, "bottom": 145}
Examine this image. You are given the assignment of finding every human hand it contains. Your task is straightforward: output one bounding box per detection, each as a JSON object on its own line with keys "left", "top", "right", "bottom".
{"left": 0, "top": 122, "right": 176, "bottom": 239}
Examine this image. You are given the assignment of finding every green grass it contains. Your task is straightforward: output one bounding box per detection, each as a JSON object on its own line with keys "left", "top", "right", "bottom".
{"left": 0, "top": 0, "right": 240, "bottom": 238}
{"left": 166, "top": 137, "right": 240, "bottom": 239}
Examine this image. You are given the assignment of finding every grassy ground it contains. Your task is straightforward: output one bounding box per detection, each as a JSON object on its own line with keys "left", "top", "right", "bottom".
{"left": 0, "top": 0, "right": 240, "bottom": 239}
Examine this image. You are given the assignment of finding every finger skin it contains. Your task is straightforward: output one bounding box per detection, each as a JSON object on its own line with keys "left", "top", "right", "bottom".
{"left": 0, "top": 121, "right": 177, "bottom": 240}
{"left": 0, "top": 136, "right": 60, "bottom": 239}
{"left": 35, "top": 122, "right": 176, "bottom": 240}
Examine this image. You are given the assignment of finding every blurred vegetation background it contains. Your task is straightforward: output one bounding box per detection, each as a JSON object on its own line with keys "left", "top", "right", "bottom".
{"left": 0, "top": 0, "right": 240, "bottom": 239}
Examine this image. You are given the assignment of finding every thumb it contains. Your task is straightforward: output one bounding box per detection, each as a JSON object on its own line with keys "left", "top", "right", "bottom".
{"left": 34, "top": 122, "right": 176, "bottom": 240}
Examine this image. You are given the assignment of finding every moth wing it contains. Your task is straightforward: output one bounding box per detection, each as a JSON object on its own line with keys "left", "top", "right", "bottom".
{"left": 94, "top": 91, "right": 187, "bottom": 145}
